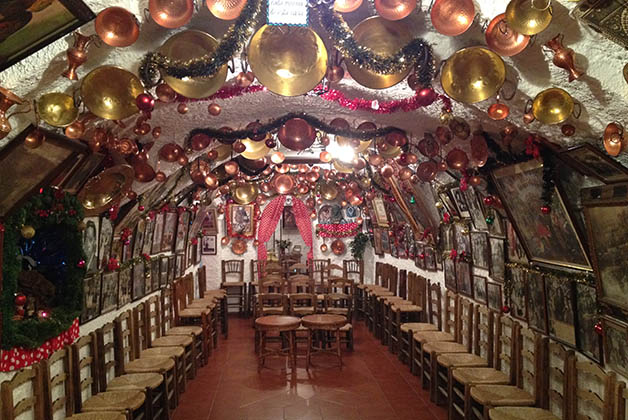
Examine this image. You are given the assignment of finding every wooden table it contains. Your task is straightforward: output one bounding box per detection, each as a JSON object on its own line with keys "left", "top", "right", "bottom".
{"left": 301, "top": 314, "right": 347, "bottom": 369}
{"left": 254, "top": 315, "right": 301, "bottom": 371}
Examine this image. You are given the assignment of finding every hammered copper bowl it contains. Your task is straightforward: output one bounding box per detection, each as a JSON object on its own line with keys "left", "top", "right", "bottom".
{"left": 232, "top": 239, "right": 247, "bottom": 255}
{"left": 440, "top": 46, "right": 506, "bottom": 104}
{"left": 603, "top": 122, "right": 625, "bottom": 156}
{"left": 320, "top": 182, "right": 339, "bottom": 201}
{"left": 232, "top": 183, "right": 259, "bottom": 204}
{"left": 248, "top": 25, "right": 327, "bottom": 96}
{"left": 37, "top": 92, "right": 79, "bottom": 127}
{"left": 505, "top": 0, "right": 552, "bottom": 36}
{"left": 531, "top": 88, "right": 574, "bottom": 125}
{"left": 81, "top": 66, "right": 144, "bottom": 120}
{"left": 485, "top": 13, "right": 530, "bottom": 57}
{"left": 78, "top": 164, "right": 134, "bottom": 215}
{"left": 159, "top": 30, "right": 227, "bottom": 99}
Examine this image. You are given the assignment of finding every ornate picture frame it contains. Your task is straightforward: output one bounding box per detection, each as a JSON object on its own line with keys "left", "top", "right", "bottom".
{"left": 226, "top": 203, "right": 257, "bottom": 238}
{"left": 371, "top": 196, "right": 389, "bottom": 228}
{"left": 559, "top": 143, "right": 628, "bottom": 184}
{"left": 456, "top": 260, "right": 473, "bottom": 297}
{"left": 99, "top": 271, "right": 118, "bottom": 315}
{"left": 544, "top": 275, "right": 576, "bottom": 347}
{"left": 525, "top": 271, "right": 548, "bottom": 334}
{"left": 473, "top": 275, "right": 488, "bottom": 304}
{"left": 487, "top": 282, "right": 502, "bottom": 311}
{"left": 80, "top": 274, "right": 100, "bottom": 324}
{"left": 444, "top": 257, "right": 456, "bottom": 291}
{"left": 602, "top": 316, "right": 628, "bottom": 378}
{"left": 470, "top": 231, "right": 489, "bottom": 270}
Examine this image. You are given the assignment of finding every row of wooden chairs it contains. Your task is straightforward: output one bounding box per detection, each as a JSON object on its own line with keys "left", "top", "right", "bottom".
{"left": 360, "top": 263, "right": 628, "bottom": 420}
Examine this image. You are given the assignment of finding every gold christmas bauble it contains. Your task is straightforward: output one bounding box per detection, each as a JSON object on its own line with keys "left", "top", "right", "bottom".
{"left": 21, "top": 225, "right": 36, "bottom": 239}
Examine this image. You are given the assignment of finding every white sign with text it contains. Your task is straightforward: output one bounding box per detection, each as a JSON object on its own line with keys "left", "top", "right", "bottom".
{"left": 267, "top": 0, "right": 308, "bottom": 26}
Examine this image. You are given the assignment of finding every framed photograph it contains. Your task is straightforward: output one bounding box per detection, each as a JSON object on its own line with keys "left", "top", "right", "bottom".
{"left": 175, "top": 253, "right": 184, "bottom": 277}
{"left": 492, "top": 159, "right": 591, "bottom": 271}
{"left": 319, "top": 204, "right": 342, "bottom": 224}
{"left": 463, "top": 187, "right": 488, "bottom": 231}
{"left": 175, "top": 211, "right": 190, "bottom": 253}
{"left": 80, "top": 275, "right": 100, "bottom": 324}
{"left": 161, "top": 211, "right": 177, "bottom": 252}
{"left": 61, "top": 152, "right": 104, "bottom": 195}
{"left": 201, "top": 235, "right": 217, "bottom": 255}
{"left": 488, "top": 212, "right": 505, "bottom": 238}
{"left": 450, "top": 187, "right": 470, "bottom": 218}
{"left": 456, "top": 260, "right": 473, "bottom": 297}
{"left": 151, "top": 212, "right": 164, "bottom": 254}
{"left": 440, "top": 223, "right": 454, "bottom": 252}
{"left": 559, "top": 143, "right": 628, "bottom": 184}
{"left": 132, "top": 262, "right": 145, "bottom": 301}
{"left": 82, "top": 216, "right": 99, "bottom": 273}
{"left": 132, "top": 219, "right": 145, "bottom": 258}
{"left": 167, "top": 255, "right": 175, "bottom": 282}
{"left": 526, "top": 271, "right": 548, "bottom": 334}
{"left": 201, "top": 208, "right": 218, "bottom": 235}
{"left": 489, "top": 236, "right": 505, "bottom": 282}
{"left": 98, "top": 217, "right": 113, "bottom": 270}
{"left": 282, "top": 206, "right": 298, "bottom": 230}
{"left": 0, "top": 125, "right": 88, "bottom": 216}
{"left": 150, "top": 258, "right": 160, "bottom": 292}
{"left": 454, "top": 222, "right": 471, "bottom": 254}
{"left": 159, "top": 256, "right": 169, "bottom": 288}
{"left": 582, "top": 184, "right": 628, "bottom": 312}
{"left": 99, "top": 272, "right": 118, "bottom": 315}
{"left": 470, "top": 231, "right": 489, "bottom": 270}
{"left": 438, "top": 191, "right": 460, "bottom": 219}
{"left": 390, "top": 241, "right": 398, "bottom": 258}
{"left": 506, "top": 220, "right": 528, "bottom": 264}
{"left": 0, "top": 0, "right": 94, "bottom": 72}
{"left": 575, "top": 283, "right": 602, "bottom": 362}
{"left": 117, "top": 267, "right": 132, "bottom": 309}
{"left": 121, "top": 240, "right": 132, "bottom": 263}
{"left": 508, "top": 266, "right": 527, "bottom": 321}
{"left": 415, "top": 243, "right": 426, "bottom": 269}
{"left": 142, "top": 217, "right": 154, "bottom": 256}
{"left": 544, "top": 275, "right": 576, "bottom": 346}
{"left": 227, "top": 203, "right": 257, "bottom": 238}
{"left": 473, "top": 275, "right": 488, "bottom": 304}
{"left": 424, "top": 246, "right": 437, "bottom": 271}
{"left": 444, "top": 257, "right": 456, "bottom": 291}
{"left": 110, "top": 235, "right": 122, "bottom": 262}
{"left": 371, "top": 196, "right": 389, "bottom": 227}
{"left": 381, "top": 229, "right": 391, "bottom": 254}
{"left": 372, "top": 228, "right": 383, "bottom": 255}
{"left": 602, "top": 316, "right": 628, "bottom": 378}
{"left": 487, "top": 282, "right": 503, "bottom": 311}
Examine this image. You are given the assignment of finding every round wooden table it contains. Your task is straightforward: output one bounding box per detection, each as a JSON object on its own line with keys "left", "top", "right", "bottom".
{"left": 301, "top": 314, "right": 347, "bottom": 369}
{"left": 254, "top": 315, "right": 301, "bottom": 371}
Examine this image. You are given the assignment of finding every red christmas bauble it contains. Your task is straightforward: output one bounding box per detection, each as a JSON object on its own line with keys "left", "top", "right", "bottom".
{"left": 594, "top": 321, "right": 603, "bottom": 336}
{"left": 14, "top": 293, "right": 26, "bottom": 306}
{"left": 541, "top": 205, "right": 551, "bottom": 215}
{"left": 135, "top": 93, "right": 155, "bottom": 112}
{"left": 501, "top": 305, "right": 510, "bottom": 314}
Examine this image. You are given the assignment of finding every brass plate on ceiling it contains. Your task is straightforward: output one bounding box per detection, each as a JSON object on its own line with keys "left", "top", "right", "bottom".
{"left": 78, "top": 164, "right": 134, "bottom": 215}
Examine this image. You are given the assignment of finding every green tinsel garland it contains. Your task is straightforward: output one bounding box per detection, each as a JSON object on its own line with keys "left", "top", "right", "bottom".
{"left": 138, "top": 0, "right": 262, "bottom": 86}
{"left": 2, "top": 189, "right": 85, "bottom": 349}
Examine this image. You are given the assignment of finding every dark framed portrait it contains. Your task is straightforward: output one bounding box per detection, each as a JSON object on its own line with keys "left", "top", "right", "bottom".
{"left": 175, "top": 253, "right": 184, "bottom": 277}
{"left": 390, "top": 241, "right": 398, "bottom": 258}
{"left": 492, "top": 159, "right": 591, "bottom": 271}
{"left": 175, "top": 211, "right": 190, "bottom": 253}
{"left": 525, "top": 271, "right": 548, "bottom": 334}
{"left": 0, "top": 125, "right": 88, "bottom": 217}
{"left": 372, "top": 228, "right": 384, "bottom": 256}
{"left": 117, "top": 266, "right": 132, "bottom": 308}
{"left": 454, "top": 222, "right": 471, "bottom": 255}
{"left": 62, "top": 152, "right": 105, "bottom": 195}
{"left": 82, "top": 216, "right": 99, "bottom": 273}
{"left": 440, "top": 223, "right": 454, "bottom": 252}
{"left": 470, "top": 231, "right": 489, "bottom": 270}
{"left": 80, "top": 274, "right": 100, "bottom": 324}
{"left": 444, "top": 257, "right": 456, "bottom": 291}
{"left": 142, "top": 217, "right": 154, "bottom": 256}
{"left": 132, "top": 262, "right": 146, "bottom": 301}
{"left": 201, "top": 235, "right": 217, "bottom": 255}
{"left": 489, "top": 236, "right": 505, "bottom": 282}
{"left": 132, "top": 219, "right": 145, "bottom": 258}
{"left": 506, "top": 220, "right": 528, "bottom": 264}
{"left": 161, "top": 211, "right": 178, "bottom": 252}
{"left": 456, "top": 260, "right": 473, "bottom": 297}
{"left": 487, "top": 282, "right": 503, "bottom": 311}
{"left": 574, "top": 283, "right": 601, "bottom": 362}
{"left": 282, "top": 206, "right": 298, "bottom": 230}
{"left": 602, "top": 316, "right": 628, "bottom": 378}
{"left": 559, "top": 143, "right": 628, "bottom": 184}
{"left": 381, "top": 229, "right": 391, "bottom": 254}
{"left": 201, "top": 208, "right": 218, "bottom": 235}
{"left": 438, "top": 191, "right": 460, "bottom": 219}
{"left": 98, "top": 216, "right": 113, "bottom": 270}
{"left": 151, "top": 212, "right": 164, "bottom": 255}
{"left": 0, "top": 0, "right": 94, "bottom": 72}
{"left": 508, "top": 266, "right": 527, "bottom": 321}
{"left": 582, "top": 184, "right": 628, "bottom": 312}
{"left": 450, "top": 187, "right": 470, "bottom": 218}
{"left": 544, "top": 275, "right": 576, "bottom": 346}
{"left": 488, "top": 212, "right": 505, "bottom": 238}
{"left": 473, "top": 275, "right": 488, "bottom": 304}
{"left": 159, "top": 256, "right": 169, "bottom": 288}
{"left": 424, "top": 246, "right": 437, "bottom": 271}
{"left": 227, "top": 203, "right": 257, "bottom": 238}
{"left": 463, "top": 187, "right": 488, "bottom": 231}
{"left": 167, "top": 255, "right": 175, "bottom": 282}
{"left": 150, "top": 258, "right": 160, "bottom": 292}
{"left": 99, "top": 271, "right": 118, "bottom": 315}
{"left": 415, "top": 243, "right": 426, "bottom": 269}
{"left": 121, "top": 240, "right": 132, "bottom": 263}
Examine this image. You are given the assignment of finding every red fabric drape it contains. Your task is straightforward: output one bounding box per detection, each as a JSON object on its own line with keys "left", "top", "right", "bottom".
{"left": 257, "top": 195, "right": 286, "bottom": 261}
{"left": 291, "top": 197, "right": 314, "bottom": 261}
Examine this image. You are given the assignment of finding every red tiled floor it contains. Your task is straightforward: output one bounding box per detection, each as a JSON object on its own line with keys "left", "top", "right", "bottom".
{"left": 172, "top": 317, "right": 448, "bottom": 420}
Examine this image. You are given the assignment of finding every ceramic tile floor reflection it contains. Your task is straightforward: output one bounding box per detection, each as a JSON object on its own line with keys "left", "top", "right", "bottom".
{"left": 172, "top": 317, "right": 448, "bottom": 420}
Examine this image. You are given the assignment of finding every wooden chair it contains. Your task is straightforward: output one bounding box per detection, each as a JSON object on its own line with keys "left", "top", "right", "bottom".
{"left": 95, "top": 322, "right": 170, "bottom": 420}
{"left": 287, "top": 273, "right": 316, "bottom": 317}
{"left": 220, "top": 259, "right": 245, "bottom": 316}
{"left": 390, "top": 272, "right": 424, "bottom": 355}
{"left": 469, "top": 327, "right": 548, "bottom": 420}
{"left": 343, "top": 259, "right": 364, "bottom": 318}
{"left": 1, "top": 365, "right": 45, "bottom": 420}
{"left": 41, "top": 346, "right": 74, "bottom": 420}
{"left": 488, "top": 342, "right": 574, "bottom": 420}
{"left": 256, "top": 273, "right": 286, "bottom": 317}
{"left": 615, "top": 381, "right": 627, "bottom": 420}
{"left": 172, "top": 278, "right": 213, "bottom": 351}
{"left": 182, "top": 274, "right": 219, "bottom": 349}
{"left": 422, "top": 297, "right": 475, "bottom": 398}
{"left": 377, "top": 265, "right": 400, "bottom": 342}
{"left": 324, "top": 292, "right": 354, "bottom": 350}
{"left": 113, "top": 311, "right": 178, "bottom": 410}
{"left": 310, "top": 259, "right": 330, "bottom": 291}
{"left": 411, "top": 290, "right": 458, "bottom": 378}
{"left": 400, "top": 281, "right": 440, "bottom": 367}
{"left": 196, "top": 266, "right": 226, "bottom": 338}
{"left": 71, "top": 333, "right": 147, "bottom": 419}
{"left": 365, "top": 262, "right": 388, "bottom": 332}
{"left": 249, "top": 260, "right": 266, "bottom": 317}
{"left": 449, "top": 315, "right": 518, "bottom": 420}
{"left": 571, "top": 356, "right": 617, "bottom": 420}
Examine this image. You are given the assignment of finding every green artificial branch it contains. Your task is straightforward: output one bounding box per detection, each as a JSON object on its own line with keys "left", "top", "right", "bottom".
{"left": 350, "top": 232, "right": 370, "bottom": 260}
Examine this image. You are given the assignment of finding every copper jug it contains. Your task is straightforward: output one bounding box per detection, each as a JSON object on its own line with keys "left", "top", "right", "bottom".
{"left": 62, "top": 32, "right": 94, "bottom": 80}
{"left": 545, "top": 34, "right": 583, "bottom": 82}
{"left": 0, "top": 87, "right": 28, "bottom": 140}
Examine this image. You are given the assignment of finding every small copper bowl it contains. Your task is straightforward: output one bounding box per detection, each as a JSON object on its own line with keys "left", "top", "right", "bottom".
{"left": 485, "top": 14, "right": 530, "bottom": 57}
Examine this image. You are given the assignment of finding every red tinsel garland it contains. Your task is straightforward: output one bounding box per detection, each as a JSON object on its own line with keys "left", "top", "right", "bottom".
{"left": 316, "top": 222, "right": 360, "bottom": 238}
{"left": 176, "top": 84, "right": 452, "bottom": 115}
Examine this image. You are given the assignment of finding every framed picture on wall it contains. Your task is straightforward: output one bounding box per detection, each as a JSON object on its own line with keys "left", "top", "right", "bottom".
{"left": 559, "top": 143, "right": 628, "bottom": 184}
{"left": 80, "top": 275, "right": 100, "bottom": 324}
{"left": 175, "top": 211, "right": 190, "bottom": 253}
{"left": 450, "top": 187, "right": 470, "bottom": 218}
{"left": 117, "top": 267, "right": 132, "bottom": 308}
{"left": 444, "top": 257, "right": 456, "bottom": 291}
{"left": 508, "top": 266, "right": 527, "bottom": 321}
{"left": 227, "top": 203, "right": 257, "bottom": 238}
{"left": 161, "top": 211, "right": 178, "bottom": 252}
{"left": 489, "top": 236, "right": 505, "bottom": 282}
{"left": 492, "top": 159, "right": 591, "bottom": 271}
{"left": 175, "top": 253, "right": 184, "bottom": 277}
{"left": 440, "top": 223, "right": 454, "bottom": 251}
{"left": 506, "top": 220, "right": 527, "bottom": 264}
{"left": 132, "top": 219, "right": 145, "bottom": 258}
{"left": 82, "top": 216, "right": 99, "bottom": 273}
{"left": 372, "top": 228, "right": 383, "bottom": 255}
{"left": 151, "top": 212, "right": 164, "bottom": 254}
{"left": 424, "top": 246, "right": 437, "bottom": 271}
{"left": 602, "top": 316, "right": 628, "bottom": 378}
{"left": 574, "top": 283, "right": 601, "bottom": 362}
{"left": 150, "top": 258, "right": 160, "bottom": 292}
{"left": 132, "top": 262, "right": 146, "bottom": 301}
{"left": 99, "top": 272, "right": 118, "bottom": 315}
{"left": 98, "top": 217, "right": 113, "bottom": 270}
{"left": 545, "top": 275, "right": 576, "bottom": 346}
{"left": 488, "top": 212, "right": 505, "bottom": 238}
{"left": 456, "top": 260, "right": 473, "bottom": 297}
{"left": 142, "top": 217, "right": 154, "bottom": 256}
{"left": 167, "top": 255, "right": 175, "bottom": 282}
{"left": 202, "top": 235, "right": 217, "bottom": 255}
{"left": 371, "top": 196, "right": 389, "bottom": 227}
{"left": 159, "top": 256, "right": 169, "bottom": 288}
{"left": 487, "top": 282, "right": 502, "bottom": 311}
{"left": 282, "top": 206, "right": 298, "bottom": 230}
{"left": 470, "top": 231, "right": 489, "bottom": 270}
{"left": 525, "top": 271, "right": 548, "bottom": 334}
{"left": 381, "top": 229, "right": 391, "bottom": 254}
{"left": 463, "top": 187, "right": 488, "bottom": 231}
{"left": 438, "top": 191, "right": 460, "bottom": 219}
{"left": 454, "top": 222, "right": 471, "bottom": 255}
{"left": 201, "top": 208, "right": 218, "bottom": 235}
{"left": 473, "top": 275, "right": 488, "bottom": 304}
